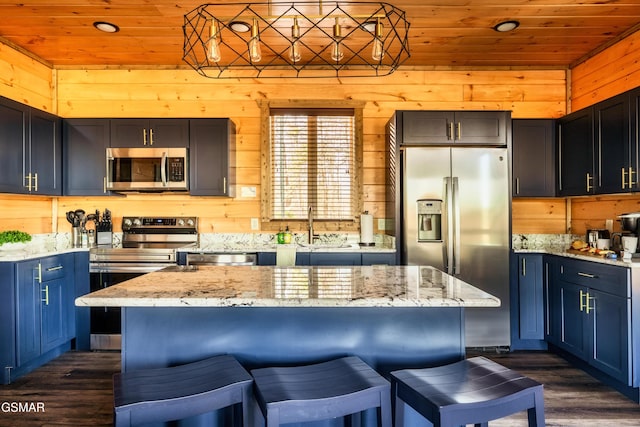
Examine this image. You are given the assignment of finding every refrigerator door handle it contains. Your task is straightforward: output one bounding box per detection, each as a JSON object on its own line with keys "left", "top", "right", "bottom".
{"left": 443, "top": 177, "right": 454, "bottom": 274}
{"left": 452, "top": 176, "right": 461, "bottom": 275}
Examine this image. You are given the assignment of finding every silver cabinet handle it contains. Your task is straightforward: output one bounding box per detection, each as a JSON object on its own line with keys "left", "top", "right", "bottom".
{"left": 42, "top": 285, "right": 49, "bottom": 305}
{"left": 578, "top": 272, "right": 597, "bottom": 278}
{"left": 521, "top": 257, "right": 526, "bottom": 276}
{"left": 586, "top": 173, "right": 593, "bottom": 192}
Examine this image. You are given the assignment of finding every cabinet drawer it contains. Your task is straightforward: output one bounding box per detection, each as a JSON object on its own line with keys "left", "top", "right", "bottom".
{"left": 559, "top": 258, "right": 629, "bottom": 297}
{"left": 38, "top": 257, "right": 67, "bottom": 282}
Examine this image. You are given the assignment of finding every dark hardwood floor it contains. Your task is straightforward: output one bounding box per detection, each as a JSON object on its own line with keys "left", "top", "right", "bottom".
{"left": 1, "top": 350, "right": 639, "bottom": 426}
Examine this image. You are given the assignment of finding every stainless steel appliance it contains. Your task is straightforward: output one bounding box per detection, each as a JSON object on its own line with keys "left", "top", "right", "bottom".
{"left": 186, "top": 253, "right": 257, "bottom": 266}
{"left": 89, "top": 216, "right": 198, "bottom": 349}
{"left": 106, "top": 147, "right": 189, "bottom": 191}
{"left": 586, "top": 229, "right": 610, "bottom": 248}
{"left": 401, "top": 146, "right": 510, "bottom": 347}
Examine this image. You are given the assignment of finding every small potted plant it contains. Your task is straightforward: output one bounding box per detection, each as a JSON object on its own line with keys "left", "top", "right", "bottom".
{"left": 0, "top": 230, "right": 32, "bottom": 254}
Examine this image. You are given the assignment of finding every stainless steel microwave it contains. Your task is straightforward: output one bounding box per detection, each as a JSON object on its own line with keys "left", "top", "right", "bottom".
{"left": 106, "top": 147, "right": 189, "bottom": 191}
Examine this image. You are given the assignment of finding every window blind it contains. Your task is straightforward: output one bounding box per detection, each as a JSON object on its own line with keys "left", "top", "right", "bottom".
{"left": 270, "top": 108, "right": 355, "bottom": 221}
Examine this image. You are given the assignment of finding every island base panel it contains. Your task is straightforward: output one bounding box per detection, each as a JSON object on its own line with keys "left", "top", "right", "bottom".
{"left": 120, "top": 306, "right": 465, "bottom": 426}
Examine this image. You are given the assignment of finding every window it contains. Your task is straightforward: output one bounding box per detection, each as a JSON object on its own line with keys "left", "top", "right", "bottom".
{"left": 261, "top": 102, "right": 363, "bottom": 228}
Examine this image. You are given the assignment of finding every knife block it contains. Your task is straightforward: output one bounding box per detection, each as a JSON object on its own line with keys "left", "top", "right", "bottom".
{"left": 96, "top": 231, "right": 112, "bottom": 247}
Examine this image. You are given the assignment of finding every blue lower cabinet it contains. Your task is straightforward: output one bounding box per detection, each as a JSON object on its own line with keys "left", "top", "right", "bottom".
{"left": 546, "top": 255, "right": 636, "bottom": 399}
{"left": 256, "top": 252, "right": 310, "bottom": 265}
{"left": 310, "top": 252, "right": 361, "bottom": 265}
{"left": 510, "top": 253, "right": 546, "bottom": 350}
{"left": 1, "top": 253, "right": 77, "bottom": 384}
{"left": 257, "top": 251, "right": 395, "bottom": 266}
{"left": 361, "top": 253, "right": 396, "bottom": 265}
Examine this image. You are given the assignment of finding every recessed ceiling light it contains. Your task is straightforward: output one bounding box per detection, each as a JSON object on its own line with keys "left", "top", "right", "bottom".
{"left": 493, "top": 20, "right": 519, "bottom": 32}
{"left": 229, "top": 21, "right": 251, "bottom": 33}
{"left": 93, "top": 21, "right": 120, "bottom": 33}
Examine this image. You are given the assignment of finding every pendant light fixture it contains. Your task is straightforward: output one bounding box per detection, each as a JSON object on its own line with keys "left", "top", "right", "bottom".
{"left": 289, "top": 17, "right": 302, "bottom": 63}
{"left": 248, "top": 18, "right": 262, "bottom": 63}
{"left": 207, "top": 20, "right": 222, "bottom": 62}
{"left": 331, "top": 17, "right": 344, "bottom": 62}
{"left": 371, "top": 18, "right": 384, "bottom": 61}
{"left": 182, "top": 2, "right": 410, "bottom": 78}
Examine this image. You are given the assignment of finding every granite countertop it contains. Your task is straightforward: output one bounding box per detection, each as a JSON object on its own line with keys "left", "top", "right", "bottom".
{"left": 180, "top": 243, "right": 396, "bottom": 253}
{"left": 513, "top": 245, "right": 640, "bottom": 268}
{"left": 0, "top": 247, "right": 88, "bottom": 262}
{"left": 75, "top": 265, "right": 500, "bottom": 308}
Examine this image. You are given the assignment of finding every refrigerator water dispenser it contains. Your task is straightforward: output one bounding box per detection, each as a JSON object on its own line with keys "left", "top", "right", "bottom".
{"left": 417, "top": 199, "right": 442, "bottom": 242}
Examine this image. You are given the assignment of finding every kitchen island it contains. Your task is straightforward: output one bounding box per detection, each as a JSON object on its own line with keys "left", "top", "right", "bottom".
{"left": 76, "top": 265, "right": 499, "bottom": 426}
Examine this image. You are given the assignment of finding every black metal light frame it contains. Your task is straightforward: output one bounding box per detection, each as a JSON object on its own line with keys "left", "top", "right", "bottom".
{"left": 183, "top": 2, "right": 410, "bottom": 78}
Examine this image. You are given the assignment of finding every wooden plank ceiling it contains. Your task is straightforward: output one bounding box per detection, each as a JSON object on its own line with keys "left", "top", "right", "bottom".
{"left": 0, "top": 0, "right": 638, "bottom": 69}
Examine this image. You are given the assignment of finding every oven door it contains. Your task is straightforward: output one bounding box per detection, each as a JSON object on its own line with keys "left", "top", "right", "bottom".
{"left": 106, "top": 147, "right": 188, "bottom": 191}
{"left": 89, "top": 263, "right": 174, "bottom": 350}
{"left": 89, "top": 270, "right": 141, "bottom": 350}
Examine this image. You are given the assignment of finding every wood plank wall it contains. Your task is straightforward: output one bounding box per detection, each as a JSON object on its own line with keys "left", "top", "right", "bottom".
{"left": 570, "top": 29, "right": 640, "bottom": 112}
{"left": 0, "top": 45, "right": 568, "bottom": 236}
{"left": 511, "top": 31, "right": 640, "bottom": 237}
{"left": 0, "top": 43, "right": 54, "bottom": 113}
{"left": 563, "top": 30, "right": 640, "bottom": 236}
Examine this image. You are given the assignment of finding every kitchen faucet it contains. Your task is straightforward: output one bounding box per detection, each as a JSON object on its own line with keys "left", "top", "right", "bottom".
{"left": 308, "top": 205, "right": 319, "bottom": 244}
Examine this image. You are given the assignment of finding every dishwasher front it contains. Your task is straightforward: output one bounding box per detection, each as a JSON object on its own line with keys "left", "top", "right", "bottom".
{"left": 185, "top": 253, "right": 257, "bottom": 266}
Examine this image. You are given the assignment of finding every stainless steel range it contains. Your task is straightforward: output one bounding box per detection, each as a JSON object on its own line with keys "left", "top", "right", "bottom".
{"left": 89, "top": 216, "right": 198, "bottom": 350}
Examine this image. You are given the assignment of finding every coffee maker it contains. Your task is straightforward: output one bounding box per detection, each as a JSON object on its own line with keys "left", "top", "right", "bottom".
{"left": 612, "top": 212, "right": 640, "bottom": 253}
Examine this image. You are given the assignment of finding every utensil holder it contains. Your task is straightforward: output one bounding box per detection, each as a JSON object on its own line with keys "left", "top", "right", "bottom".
{"left": 71, "top": 227, "right": 82, "bottom": 248}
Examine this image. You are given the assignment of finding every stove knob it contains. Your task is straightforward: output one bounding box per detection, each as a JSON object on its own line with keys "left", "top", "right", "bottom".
{"left": 177, "top": 219, "right": 185, "bottom": 227}
{"left": 123, "top": 218, "right": 132, "bottom": 227}
{"left": 186, "top": 219, "right": 195, "bottom": 227}
{"left": 133, "top": 218, "right": 142, "bottom": 226}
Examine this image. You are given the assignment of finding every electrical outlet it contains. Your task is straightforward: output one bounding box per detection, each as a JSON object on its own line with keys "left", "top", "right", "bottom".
{"left": 378, "top": 218, "right": 386, "bottom": 230}
{"left": 605, "top": 219, "right": 614, "bottom": 233}
{"left": 250, "top": 218, "right": 259, "bottom": 230}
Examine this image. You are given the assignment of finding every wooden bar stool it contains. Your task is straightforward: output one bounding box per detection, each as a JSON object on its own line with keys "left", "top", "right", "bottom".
{"left": 113, "top": 354, "right": 253, "bottom": 426}
{"left": 391, "top": 356, "right": 545, "bottom": 427}
{"left": 251, "top": 356, "right": 392, "bottom": 426}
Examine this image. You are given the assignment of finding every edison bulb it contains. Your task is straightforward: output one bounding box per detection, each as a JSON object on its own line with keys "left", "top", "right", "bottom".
{"left": 371, "top": 38, "right": 384, "bottom": 61}
{"left": 207, "top": 21, "right": 221, "bottom": 62}
{"left": 289, "top": 40, "right": 301, "bottom": 62}
{"left": 331, "top": 41, "right": 343, "bottom": 62}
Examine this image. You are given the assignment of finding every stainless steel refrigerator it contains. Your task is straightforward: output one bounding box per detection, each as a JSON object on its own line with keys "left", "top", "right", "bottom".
{"left": 402, "top": 146, "right": 511, "bottom": 347}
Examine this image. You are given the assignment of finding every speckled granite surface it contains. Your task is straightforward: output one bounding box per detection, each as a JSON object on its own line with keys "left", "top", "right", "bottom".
{"left": 190, "top": 232, "right": 395, "bottom": 253}
{"left": 512, "top": 233, "right": 640, "bottom": 267}
{"left": 75, "top": 265, "right": 500, "bottom": 308}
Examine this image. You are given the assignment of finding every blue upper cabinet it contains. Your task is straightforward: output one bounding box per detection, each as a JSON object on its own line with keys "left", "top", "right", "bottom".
{"left": 399, "top": 111, "right": 509, "bottom": 145}
{"left": 189, "top": 119, "right": 236, "bottom": 196}
{"left": 0, "top": 97, "right": 61, "bottom": 195}
{"left": 557, "top": 108, "right": 595, "bottom": 196}
{"left": 63, "top": 119, "right": 112, "bottom": 196}
{"left": 557, "top": 89, "right": 636, "bottom": 196}
{"left": 110, "top": 119, "right": 189, "bottom": 148}
{"left": 595, "top": 93, "right": 632, "bottom": 194}
{"left": 512, "top": 119, "right": 555, "bottom": 197}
